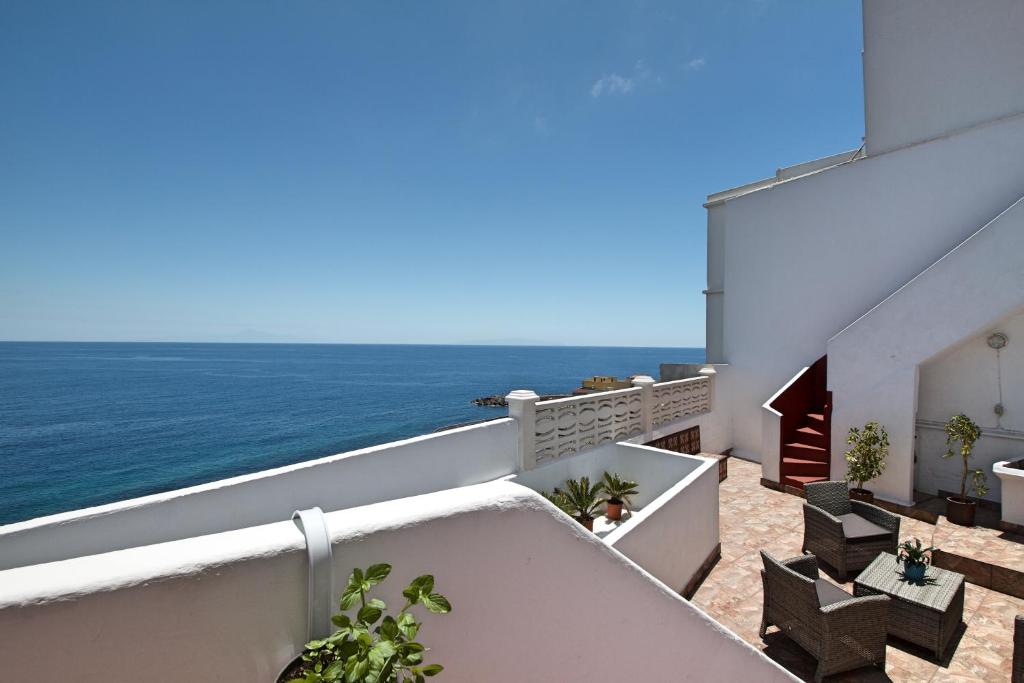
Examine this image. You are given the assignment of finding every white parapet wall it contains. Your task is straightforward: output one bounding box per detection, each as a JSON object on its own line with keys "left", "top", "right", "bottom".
{"left": 994, "top": 461, "right": 1024, "bottom": 528}
{"left": 0, "top": 418, "right": 518, "bottom": 571}
{"left": 603, "top": 445, "right": 720, "bottom": 595}
{"left": 511, "top": 442, "right": 720, "bottom": 594}
{"left": 0, "top": 481, "right": 795, "bottom": 682}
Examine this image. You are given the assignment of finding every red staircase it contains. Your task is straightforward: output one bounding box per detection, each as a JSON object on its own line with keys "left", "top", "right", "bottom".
{"left": 770, "top": 355, "right": 832, "bottom": 490}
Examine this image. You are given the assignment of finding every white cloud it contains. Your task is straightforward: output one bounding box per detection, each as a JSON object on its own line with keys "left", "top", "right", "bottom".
{"left": 533, "top": 115, "right": 549, "bottom": 133}
{"left": 685, "top": 57, "right": 706, "bottom": 71}
{"left": 590, "top": 73, "right": 634, "bottom": 98}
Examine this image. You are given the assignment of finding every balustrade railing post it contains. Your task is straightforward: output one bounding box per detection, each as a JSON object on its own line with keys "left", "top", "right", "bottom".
{"left": 698, "top": 366, "right": 717, "bottom": 412}
{"left": 506, "top": 389, "right": 540, "bottom": 471}
{"left": 632, "top": 375, "right": 656, "bottom": 442}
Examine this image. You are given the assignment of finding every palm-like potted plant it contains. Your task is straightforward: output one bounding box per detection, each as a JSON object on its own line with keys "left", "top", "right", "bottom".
{"left": 557, "top": 476, "right": 606, "bottom": 531}
{"left": 844, "top": 421, "right": 888, "bottom": 503}
{"left": 897, "top": 537, "right": 936, "bottom": 582}
{"left": 600, "top": 471, "right": 639, "bottom": 521}
{"left": 943, "top": 414, "right": 988, "bottom": 526}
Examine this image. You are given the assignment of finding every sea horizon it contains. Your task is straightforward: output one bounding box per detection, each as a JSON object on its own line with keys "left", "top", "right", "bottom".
{"left": 0, "top": 341, "right": 704, "bottom": 524}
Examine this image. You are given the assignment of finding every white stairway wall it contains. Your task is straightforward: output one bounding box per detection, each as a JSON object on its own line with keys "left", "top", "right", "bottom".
{"left": 828, "top": 197, "right": 1024, "bottom": 505}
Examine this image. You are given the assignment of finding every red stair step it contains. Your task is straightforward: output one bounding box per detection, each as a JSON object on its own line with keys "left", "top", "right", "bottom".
{"left": 783, "top": 441, "right": 829, "bottom": 462}
{"left": 794, "top": 425, "right": 826, "bottom": 448}
{"left": 780, "top": 456, "right": 830, "bottom": 477}
{"left": 783, "top": 474, "right": 829, "bottom": 489}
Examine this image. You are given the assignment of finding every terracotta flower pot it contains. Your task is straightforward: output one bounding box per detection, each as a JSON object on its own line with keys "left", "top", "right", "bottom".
{"left": 946, "top": 496, "right": 976, "bottom": 526}
{"left": 577, "top": 516, "right": 594, "bottom": 531}
{"left": 849, "top": 488, "right": 874, "bottom": 503}
{"left": 606, "top": 499, "right": 624, "bottom": 521}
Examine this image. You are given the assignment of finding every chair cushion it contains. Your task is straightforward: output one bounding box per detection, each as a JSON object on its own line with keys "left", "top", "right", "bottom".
{"left": 838, "top": 513, "right": 891, "bottom": 541}
{"left": 815, "top": 578, "right": 853, "bottom": 607}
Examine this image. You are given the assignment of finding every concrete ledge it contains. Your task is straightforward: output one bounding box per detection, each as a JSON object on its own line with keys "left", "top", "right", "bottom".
{"left": 1000, "top": 519, "right": 1024, "bottom": 535}
{"left": 682, "top": 543, "right": 722, "bottom": 600}
{"left": 932, "top": 549, "right": 1024, "bottom": 600}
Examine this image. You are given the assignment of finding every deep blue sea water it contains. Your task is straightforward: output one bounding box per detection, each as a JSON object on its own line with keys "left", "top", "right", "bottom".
{"left": 0, "top": 342, "right": 703, "bottom": 525}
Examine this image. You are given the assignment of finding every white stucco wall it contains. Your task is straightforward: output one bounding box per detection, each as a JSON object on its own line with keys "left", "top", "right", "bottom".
{"left": 605, "top": 447, "right": 719, "bottom": 594}
{"left": 828, "top": 197, "right": 1024, "bottom": 505}
{"left": 706, "top": 111, "right": 1024, "bottom": 463}
{"left": 511, "top": 443, "right": 720, "bottom": 592}
{"left": 0, "top": 482, "right": 795, "bottom": 682}
{"left": 0, "top": 419, "right": 518, "bottom": 571}
{"left": 511, "top": 441, "right": 699, "bottom": 509}
{"left": 862, "top": 0, "right": 1024, "bottom": 155}
{"left": 916, "top": 311, "right": 1024, "bottom": 502}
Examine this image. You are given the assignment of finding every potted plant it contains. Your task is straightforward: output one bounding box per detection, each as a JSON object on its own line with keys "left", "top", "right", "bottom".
{"left": 897, "top": 537, "right": 936, "bottom": 582}
{"left": 278, "top": 563, "right": 450, "bottom": 683}
{"left": 557, "top": 476, "right": 606, "bottom": 531}
{"left": 843, "top": 421, "right": 888, "bottom": 503}
{"left": 600, "top": 471, "right": 639, "bottom": 521}
{"left": 943, "top": 414, "right": 988, "bottom": 526}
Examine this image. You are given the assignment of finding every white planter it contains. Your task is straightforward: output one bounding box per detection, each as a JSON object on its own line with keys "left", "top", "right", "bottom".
{"left": 994, "top": 460, "right": 1024, "bottom": 528}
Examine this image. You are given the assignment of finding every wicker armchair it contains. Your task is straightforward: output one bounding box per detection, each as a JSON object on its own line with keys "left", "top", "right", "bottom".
{"left": 1013, "top": 615, "right": 1023, "bottom": 683}
{"left": 760, "top": 552, "right": 890, "bottom": 682}
{"left": 802, "top": 480, "right": 900, "bottom": 580}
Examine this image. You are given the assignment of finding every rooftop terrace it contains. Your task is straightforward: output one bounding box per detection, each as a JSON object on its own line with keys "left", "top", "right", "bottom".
{"left": 693, "top": 457, "right": 1024, "bottom": 682}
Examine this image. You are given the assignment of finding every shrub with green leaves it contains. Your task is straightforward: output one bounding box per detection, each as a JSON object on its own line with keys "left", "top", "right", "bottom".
{"left": 556, "top": 476, "right": 606, "bottom": 522}
{"left": 943, "top": 414, "right": 988, "bottom": 502}
{"left": 600, "top": 471, "right": 639, "bottom": 509}
{"left": 844, "top": 421, "right": 888, "bottom": 490}
{"left": 286, "top": 563, "right": 450, "bottom": 683}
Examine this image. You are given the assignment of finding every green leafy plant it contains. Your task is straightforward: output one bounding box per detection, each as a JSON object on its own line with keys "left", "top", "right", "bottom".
{"left": 540, "top": 489, "right": 574, "bottom": 516}
{"left": 897, "top": 537, "right": 936, "bottom": 567}
{"left": 600, "top": 471, "right": 639, "bottom": 509}
{"left": 843, "top": 422, "right": 888, "bottom": 490}
{"left": 285, "top": 564, "right": 450, "bottom": 683}
{"left": 943, "top": 414, "right": 988, "bottom": 502}
{"left": 557, "top": 476, "right": 606, "bottom": 523}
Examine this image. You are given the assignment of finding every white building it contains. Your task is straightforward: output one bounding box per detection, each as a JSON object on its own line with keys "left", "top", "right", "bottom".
{"left": 705, "top": 0, "right": 1024, "bottom": 507}
{"left": 1, "top": 2, "right": 1022, "bottom": 680}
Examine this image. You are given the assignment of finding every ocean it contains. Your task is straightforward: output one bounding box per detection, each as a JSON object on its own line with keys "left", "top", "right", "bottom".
{"left": 0, "top": 342, "right": 704, "bottom": 525}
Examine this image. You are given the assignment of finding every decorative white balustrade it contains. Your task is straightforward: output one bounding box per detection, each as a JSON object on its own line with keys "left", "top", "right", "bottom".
{"left": 534, "top": 388, "right": 644, "bottom": 464}
{"left": 651, "top": 376, "right": 712, "bottom": 427}
{"left": 506, "top": 370, "right": 714, "bottom": 470}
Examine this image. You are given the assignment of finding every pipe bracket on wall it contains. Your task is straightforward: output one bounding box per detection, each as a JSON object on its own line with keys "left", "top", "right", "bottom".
{"left": 292, "top": 507, "right": 334, "bottom": 641}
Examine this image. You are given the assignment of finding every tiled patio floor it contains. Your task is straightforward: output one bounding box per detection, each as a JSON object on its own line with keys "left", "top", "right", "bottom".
{"left": 691, "top": 457, "right": 1023, "bottom": 682}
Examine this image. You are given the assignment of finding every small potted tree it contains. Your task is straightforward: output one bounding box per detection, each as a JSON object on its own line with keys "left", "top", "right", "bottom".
{"left": 558, "top": 476, "right": 606, "bottom": 531}
{"left": 844, "top": 421, "right": 888, "bottom": 503}
{"left": 943, "top": 413, "right": 988, "bottom": 526}
{"left": 277, "top": 563, "right": 450, "bottom": 683}
{"left": 600, "top": 471, "right": 639, "bottom": 521}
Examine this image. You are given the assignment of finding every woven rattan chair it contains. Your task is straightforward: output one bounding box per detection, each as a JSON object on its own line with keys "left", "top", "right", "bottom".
{"left": 1013, "top": 615, "right": 1023, "bottom": 683}
{"left": 802, "top": 480, "right": 900, "bottom": 580}
{"left": 760, "top": 552, "right": 890, "bottom": 682}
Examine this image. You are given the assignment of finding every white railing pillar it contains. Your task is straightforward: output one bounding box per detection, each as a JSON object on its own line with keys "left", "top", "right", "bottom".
{"left": 506, "top": 389, "right": 540, "bottom": 471}
{"left": 698, "top": 366, "right": 717, "bottom": 409}
{"left": 632, "top": 375, "right": 656, "bottom": 443}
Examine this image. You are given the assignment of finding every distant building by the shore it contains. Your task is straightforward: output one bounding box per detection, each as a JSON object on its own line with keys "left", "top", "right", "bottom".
{"left": 572, "top": 375, "right": 636, "bottom": 395}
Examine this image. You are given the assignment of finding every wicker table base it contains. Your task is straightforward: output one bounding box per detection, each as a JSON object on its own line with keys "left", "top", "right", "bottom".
{"left": 853, "top": 553, "right": 965, "bottom": 659}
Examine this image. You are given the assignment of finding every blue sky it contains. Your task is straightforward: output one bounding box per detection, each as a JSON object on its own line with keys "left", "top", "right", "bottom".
{"left": 0, "top": 1, "right": 864, "bottom": 347}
